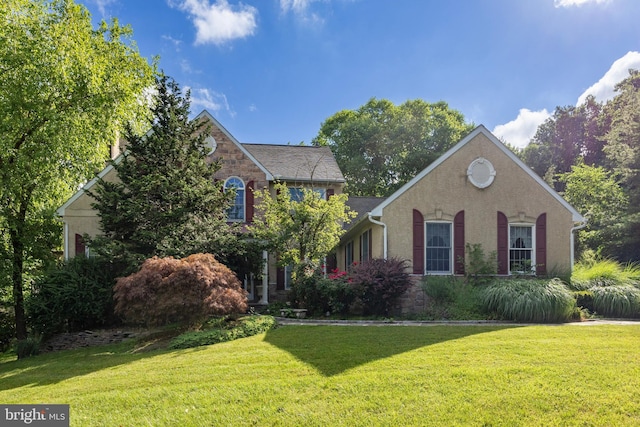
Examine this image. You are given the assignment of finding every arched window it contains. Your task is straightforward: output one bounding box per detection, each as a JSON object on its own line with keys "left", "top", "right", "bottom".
{"left": 224, "top": 177, "right": 245, "bottom": 221}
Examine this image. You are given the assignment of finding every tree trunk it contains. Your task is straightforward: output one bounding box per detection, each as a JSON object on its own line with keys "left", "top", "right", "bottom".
{"left": 10, "top": 228, "right": 27, "bottom": 340}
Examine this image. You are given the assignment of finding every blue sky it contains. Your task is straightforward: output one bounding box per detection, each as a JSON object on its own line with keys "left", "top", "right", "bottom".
{"left": 79, "top": 0, "right": 640, "bottom": 148}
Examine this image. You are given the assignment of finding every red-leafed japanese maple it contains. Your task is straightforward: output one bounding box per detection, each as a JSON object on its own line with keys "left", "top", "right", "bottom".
{"left": 113, "top": 253, "right": 248, "bottom": 326}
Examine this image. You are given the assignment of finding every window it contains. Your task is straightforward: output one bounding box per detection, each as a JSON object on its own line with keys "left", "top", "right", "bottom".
{"left": 510, "top": 225, "right": 534, "bottom": 274}
{"left": 289, "top": 187, "right": 326, "bottom": 201}
{"left": 345, "top": 241, "right": 354, "bottom": 270}
{"left": 224, "top": 177, "right": 245, "bottom": 221}
{"left": 360, "top": 229, "right": 371, "bottom": 262}
{"left": 426, "top": 222, "right": 452, "bottom": 274}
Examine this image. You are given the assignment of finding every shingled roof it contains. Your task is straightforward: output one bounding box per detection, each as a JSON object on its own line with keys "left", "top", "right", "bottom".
{"left": 243, "top": 144, "right": 345, "bottom": 183}
{"left": 344, "top": 196, "right": 387, "bottom": 231}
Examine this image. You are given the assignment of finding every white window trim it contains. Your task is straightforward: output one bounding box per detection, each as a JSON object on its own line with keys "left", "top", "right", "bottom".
{"left": 224, "top": 176, "right": 245, "bottom": 222}
{"left": 424, "top": 221, "right": 453, "bottom": 275}
{"left": 508, "top": 223, "right": 536, "bottom": 275}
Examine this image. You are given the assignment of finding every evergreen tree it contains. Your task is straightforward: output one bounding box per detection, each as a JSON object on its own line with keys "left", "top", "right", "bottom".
{"left": 89, "top": 75, "right": 240, "bottom": 272}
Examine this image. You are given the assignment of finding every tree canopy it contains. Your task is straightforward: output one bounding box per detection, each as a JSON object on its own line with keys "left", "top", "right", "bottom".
{"left": 89, "top": 75, "right": 244, "bottom": 273}
{"left": 313, "top": 98, "right": 473, "bottom": 197}
{"left": 521, "top": 70, "right": 640, "bottom": 261}
{"left": 250, "top": 183, "right": 356, "bottom": 267}
{"left": 521, "top": 97, "right": 610, "bottom": 191}
{"left": 0, "top": 0, "right": 154, "bottom": 339}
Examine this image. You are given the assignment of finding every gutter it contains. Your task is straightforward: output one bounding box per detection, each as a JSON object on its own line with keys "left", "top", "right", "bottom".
{"left": 367, "top": 214, "right": 388, "bottom": 259}
{"left": 570, "top": 219, "right": 588, "bottom": 268}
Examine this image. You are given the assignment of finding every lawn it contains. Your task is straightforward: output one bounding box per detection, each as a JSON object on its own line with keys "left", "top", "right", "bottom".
{"left": 1, "top": 324, "right": 639, "bottom": 426}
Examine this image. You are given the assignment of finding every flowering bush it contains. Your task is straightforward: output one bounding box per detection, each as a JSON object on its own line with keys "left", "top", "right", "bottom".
{"left": 289, "top": 265, "right": 355, "bottom": 316}
{"left": 114, "top": 253, "right": 248, "bottom": 326}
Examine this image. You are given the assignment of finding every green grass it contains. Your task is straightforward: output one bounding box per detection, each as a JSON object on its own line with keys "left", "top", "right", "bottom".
{"left": 1, "top": 324, "right": 640, "bottom": 426}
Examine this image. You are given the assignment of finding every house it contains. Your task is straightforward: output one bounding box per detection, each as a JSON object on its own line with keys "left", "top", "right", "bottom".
{"left": 56, "top": 110, "right": 345, "bottom": 304}
{"left": 336, "top": 125, "right": 586, "bottom": 314}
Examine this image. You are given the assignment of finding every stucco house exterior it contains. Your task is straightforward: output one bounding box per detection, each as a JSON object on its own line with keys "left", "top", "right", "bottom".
{"left": 336, "top": 125, "right": 586, "bottom": 313}
{"left": 56, "top": 110, "right": 345, "bottom": 304}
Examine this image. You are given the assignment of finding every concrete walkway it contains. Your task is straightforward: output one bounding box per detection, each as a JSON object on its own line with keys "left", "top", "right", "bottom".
{"left": 275, "top": 318, "right": 640, "bottom": 327}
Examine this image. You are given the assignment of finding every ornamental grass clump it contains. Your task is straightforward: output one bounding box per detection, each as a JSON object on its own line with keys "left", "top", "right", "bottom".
{"left": 571, "top": 258, "right": 640, "bottom": 318}
{"left": 114, "top": 253, "right": 247, "bottom": 327}
{"left": 482, "top": 278, "right": 576, "bottom": 323}
{"left": 571, "top": 257, "right": 640, "bottom": 290}
{"left": 591, "top": 285, "right": 640, "bottom": 318}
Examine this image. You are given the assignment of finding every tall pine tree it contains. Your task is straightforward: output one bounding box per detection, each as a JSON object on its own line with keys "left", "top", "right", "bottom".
{"left": 89, "top": 75, "right": 241, "bottom": 272}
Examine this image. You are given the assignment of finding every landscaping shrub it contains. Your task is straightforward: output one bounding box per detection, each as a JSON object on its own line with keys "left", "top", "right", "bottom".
{"left": 27, "top": 256, "right": 120, "bottom": 338}
{"left": 0, "top": 305, "right": 15, "bottom": 353}
{"left": 114, "top": 253, "right": 247, "bottom": 327}
{"left": 570, "top": 258, "right": 640, "bottom": 318}
{"left": 591, "top": 285, "right": 640, "bottom": 318}
{"left": 421, "top": 275, "right": 457, "bottom": 303}
{"left": 571, "top": 258, "right": 640, "bottom": 290}
{"left": 463, "top": 243, "right": 497, "bottom": 285}
{"left": 420, "top": 276, "right": 486, "bottom": 320}
{"left": 289, "top": 267, "right": 355, "bottom": 316}
{"left": 15, "top": 336, "right": 40, "bottom": 359}
{"left": 482, "top": 278, "right": 576, "bottom": 323}
{"left": 350, "top": 258, "right": 412, "bottom": 316}
{"left": 169, "top": 315, "right": 276, "bottom": 349}
{"left": 573, "top": 290, "right": 595, "bottom": 313}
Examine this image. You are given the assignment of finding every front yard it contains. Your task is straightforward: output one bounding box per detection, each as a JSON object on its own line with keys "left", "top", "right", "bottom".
{"left": 1, "top": 323, "right": 639, "bottom": 426}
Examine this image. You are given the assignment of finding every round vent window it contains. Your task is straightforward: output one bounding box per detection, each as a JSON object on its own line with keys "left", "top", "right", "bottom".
{"left": 205, "top": 135, "right": 217, "bottom": 154}
{"left": 467, "top": 157, "right": 496, "bottom": 189}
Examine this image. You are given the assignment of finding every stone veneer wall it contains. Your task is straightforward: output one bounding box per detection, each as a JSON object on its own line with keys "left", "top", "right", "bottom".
{"left": 208, "top": 126, "right": 268, "bottom": 190}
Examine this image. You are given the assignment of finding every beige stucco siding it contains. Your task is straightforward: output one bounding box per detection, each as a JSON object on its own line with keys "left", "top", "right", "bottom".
{"left": 379, "top": 132, "right": 576, "bottom": 272}
{"left": 61, "top": 167, "right": 120, "bottom": 258}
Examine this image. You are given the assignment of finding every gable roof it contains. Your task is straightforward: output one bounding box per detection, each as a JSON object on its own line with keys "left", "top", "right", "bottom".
{"left": 369, "top": 125, "right": 586, "bottom": 223}
{"left": 243, "top": 144, "right": 345, "bottom": 183}
{"left": 344, "top": 196, "right": 387, "bottom": 231}
{"left": 57, "top": 110, "right": 345, "bottom": 216}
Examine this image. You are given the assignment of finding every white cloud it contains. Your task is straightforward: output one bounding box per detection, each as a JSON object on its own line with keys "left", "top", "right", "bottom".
{"left": 188, "top": 87, "right": 235, "bottom": 117}
{"left": 493, "top": 108, "right": 551, "bottom": 149}
{"left": 577, "top": 51, "right": 640, "bottom": 105}
{"left": 162, "top": 35, "right": 183, "bottom": 50}
{"left": 280, "top": 0, "right": 326, "bottom": 25}
{"left": 280, "top": 0, "right": 314, "bottom": 14}
{"left": 554, "top": 0, "right": 611, "bottom": 8}
{"left": 91, "top": 0, "right": 117, "bottom": 16}
{"left": 172, "top": 0, "right": 258, "bottom": 46}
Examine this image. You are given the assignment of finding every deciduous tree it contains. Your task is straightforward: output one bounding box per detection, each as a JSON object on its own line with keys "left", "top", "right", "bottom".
{"left": 250, "top": 183, "right": 356, "bottom": 267}
{"left": 313, "top": 98, "right": 473, "bottom": 197}
{"left": 559, "top": 163, "right": 627, "bottom": 256}
{"left": 0, "top": 0, "right": 154, "bottom": 339}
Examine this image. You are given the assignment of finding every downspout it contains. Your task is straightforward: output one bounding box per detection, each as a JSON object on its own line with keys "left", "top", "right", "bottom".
{"left": 570, "top": 219, "right": 588, "bottom": 269}
{"left": 367, "top": 214, "right": 388, "bottom": 259}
